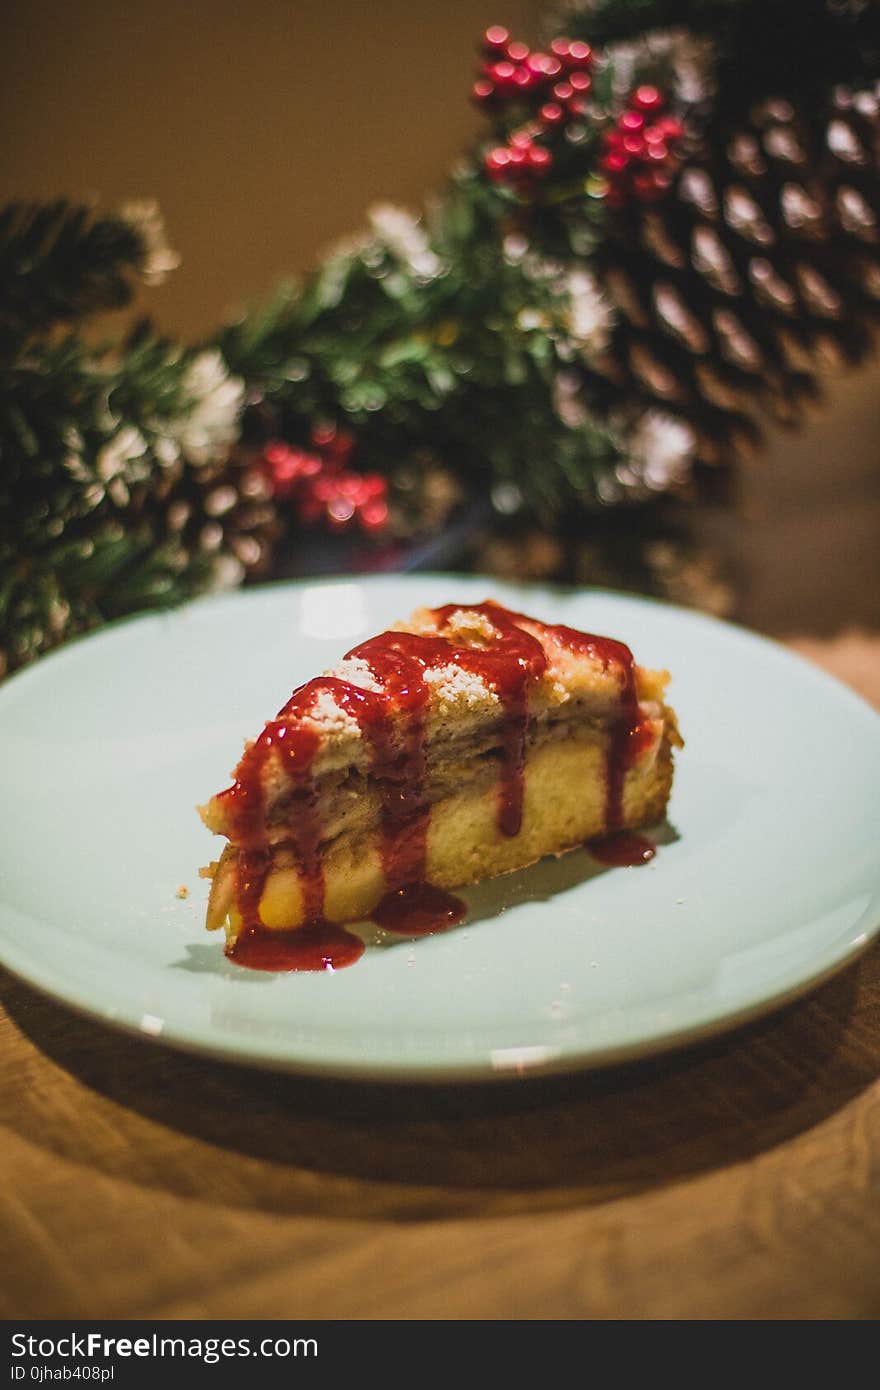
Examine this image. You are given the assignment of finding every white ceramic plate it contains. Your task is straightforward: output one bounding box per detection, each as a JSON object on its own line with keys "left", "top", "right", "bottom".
{"left": 1, "top": 574, "right": 878, "bottom": 1081}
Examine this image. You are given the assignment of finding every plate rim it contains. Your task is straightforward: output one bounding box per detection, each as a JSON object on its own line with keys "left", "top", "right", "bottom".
{"left": 0, "top": 919, "right": 876, "bottom": 1084}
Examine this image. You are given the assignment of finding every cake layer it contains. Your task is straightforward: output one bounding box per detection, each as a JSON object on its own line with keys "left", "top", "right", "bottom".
{"left": 204, "top": 712, "right": 676, "bottom": 942}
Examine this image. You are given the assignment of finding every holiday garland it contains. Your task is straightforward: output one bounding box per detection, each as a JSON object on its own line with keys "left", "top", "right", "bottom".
{"left": 2, "top": 0, "right": 879, "bottom": 677}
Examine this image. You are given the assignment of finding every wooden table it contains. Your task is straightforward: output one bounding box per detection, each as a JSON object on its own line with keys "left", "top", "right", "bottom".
{"left": 2, "top": 630, "right": 878, "bottom": 1322}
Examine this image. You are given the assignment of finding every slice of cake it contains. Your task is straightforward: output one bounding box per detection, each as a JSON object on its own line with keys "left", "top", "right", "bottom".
{"left": 198, "top": 599, "right": 682, "bottom": 970}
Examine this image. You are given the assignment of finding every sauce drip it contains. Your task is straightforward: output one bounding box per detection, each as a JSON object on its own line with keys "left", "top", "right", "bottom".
{"left": 372, "top": 883, "right": 467, "bottom": 936}
{"left": 216, "top": 600, "right": 654, "bottom": 970}
{"left": 588, "top": 830, "right": 656, "bottom": 867}
{"left": 527, "top": 618, "right": 652, "bottom": 834}
{"left": 228, "top": 920, "right": 365, "bottom": 972}
{"left": 431, "top": 603, "right": 547, "bottom": 837}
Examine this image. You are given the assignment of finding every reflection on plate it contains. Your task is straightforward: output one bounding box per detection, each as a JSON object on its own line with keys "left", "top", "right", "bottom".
{"left": 0, "top": 575, "right": 878, "bottom": 1081}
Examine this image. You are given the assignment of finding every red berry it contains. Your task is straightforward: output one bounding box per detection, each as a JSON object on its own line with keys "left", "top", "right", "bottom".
{"left": 526, "top": 51, "right": 561, "bottom": 79}
{"left": 489, "top": 60, "right": 516, "bottom": 87}
{"left": 620, "top": 110, "right": 645, "bottom": 132}
{"left": 549, "top": 36, "right": 592, "bottom": 69}
{"left": 509, "top": 128, "right": 534, "bottom": 150}
{"left": 568, "top": 70, "right": 592, "bottom": 92}
{"left": 622, "top": 131, "right": 646, "bottom": 156}
{"left": 567, "top": 40, "right": 592, "bottom": 67}
{"left": 483, "top": 25, "right": 509, "bottom": 52}
{"left": 506, "top": 40, "right": 530, "bottom": 62}
{"left": 263, "top": 443, "right": 331, "bottom": 501}
{"left": 263, "top": 441, "right": 291, "bottom": 466}
{"left": 359, "top": 499, "right": 389, "bottom": 532}
{"left": 654, "top": 116, "right": 685, "bottom": 142}
{"left": 262, "top": 445, "right": 300, "bottom": 499}
{"left": 526, "top": 145, "right": 552, "bottom": 173}
{"left": 633, "top": 85, "right": 664, "bottom": 114}
{"left": 512, "top": 66, "right": 533, "bottom": 89}
{"left": 485, "top": 146, "right": 512, "bottom": 178}
{"left": 345, "top": 475, "right": 369, "bottom": 502}
{"left": 539, "top": 101, "right": 565, "bottom": 126}
{"left": 601, "top": 150, "right": 630, "bottom": 173}
{"left": 553, "top": 81, "right": 573, "bottom": 102}
{"left": 471, "top": 78, "right": 496, "bottom": 105}
{"left": 311, "top": 476, "right": 336, "bottom": 503}
{"left": 566, "top": 96, "right": 587, "bottom": 117}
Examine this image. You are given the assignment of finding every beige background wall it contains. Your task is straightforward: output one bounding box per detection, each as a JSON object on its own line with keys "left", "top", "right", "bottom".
{"left": 2, "top": 0, "right": 878, "bottom": 636}
{"left": 1, "top": 0, "right": 537, "bottom": 339}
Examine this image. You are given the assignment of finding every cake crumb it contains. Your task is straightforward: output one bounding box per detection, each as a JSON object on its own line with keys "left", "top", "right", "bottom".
{"left": 175, "top": 884, "right": 189, "bottom": 899}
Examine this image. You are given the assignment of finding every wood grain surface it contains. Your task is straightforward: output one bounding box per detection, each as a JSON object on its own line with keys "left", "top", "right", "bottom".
{"left": 1, "top": 632, "right": 878, "bottom": 1322}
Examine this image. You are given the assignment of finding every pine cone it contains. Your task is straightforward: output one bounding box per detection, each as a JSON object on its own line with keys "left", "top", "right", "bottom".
{"left": 593, "top": 84, "right": 880, "bottom": 470}
{"left": 153, "top": 449, "right": 281, "bottom": 593}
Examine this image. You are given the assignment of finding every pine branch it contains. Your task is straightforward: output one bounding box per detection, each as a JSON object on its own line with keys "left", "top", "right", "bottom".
{"left": 0, "top": 199, "right": 175, "bottom": 352}
{"left": 0, "top": 323, "right": 257, "bottom": 676}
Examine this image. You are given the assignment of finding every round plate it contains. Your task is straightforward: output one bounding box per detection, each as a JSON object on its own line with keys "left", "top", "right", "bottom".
{"left": 1, "top": 574, "right": 878, "bottom": 1081}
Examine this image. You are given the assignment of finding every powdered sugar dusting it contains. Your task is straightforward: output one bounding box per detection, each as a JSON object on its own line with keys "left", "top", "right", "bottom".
{"left": 424, "top": 662, "right": 496, "bottom": 709}
{"left": 307, "top": 687, "right": 361, "bottom": 737}
{"left": 328, "top": 656, "right": 384, "bottom": 693}
{"left": 441, "top": 608, "right": 498, "bottom": 645}
{"left": 303, "top": 658, "right": 386, "bottom": 737}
